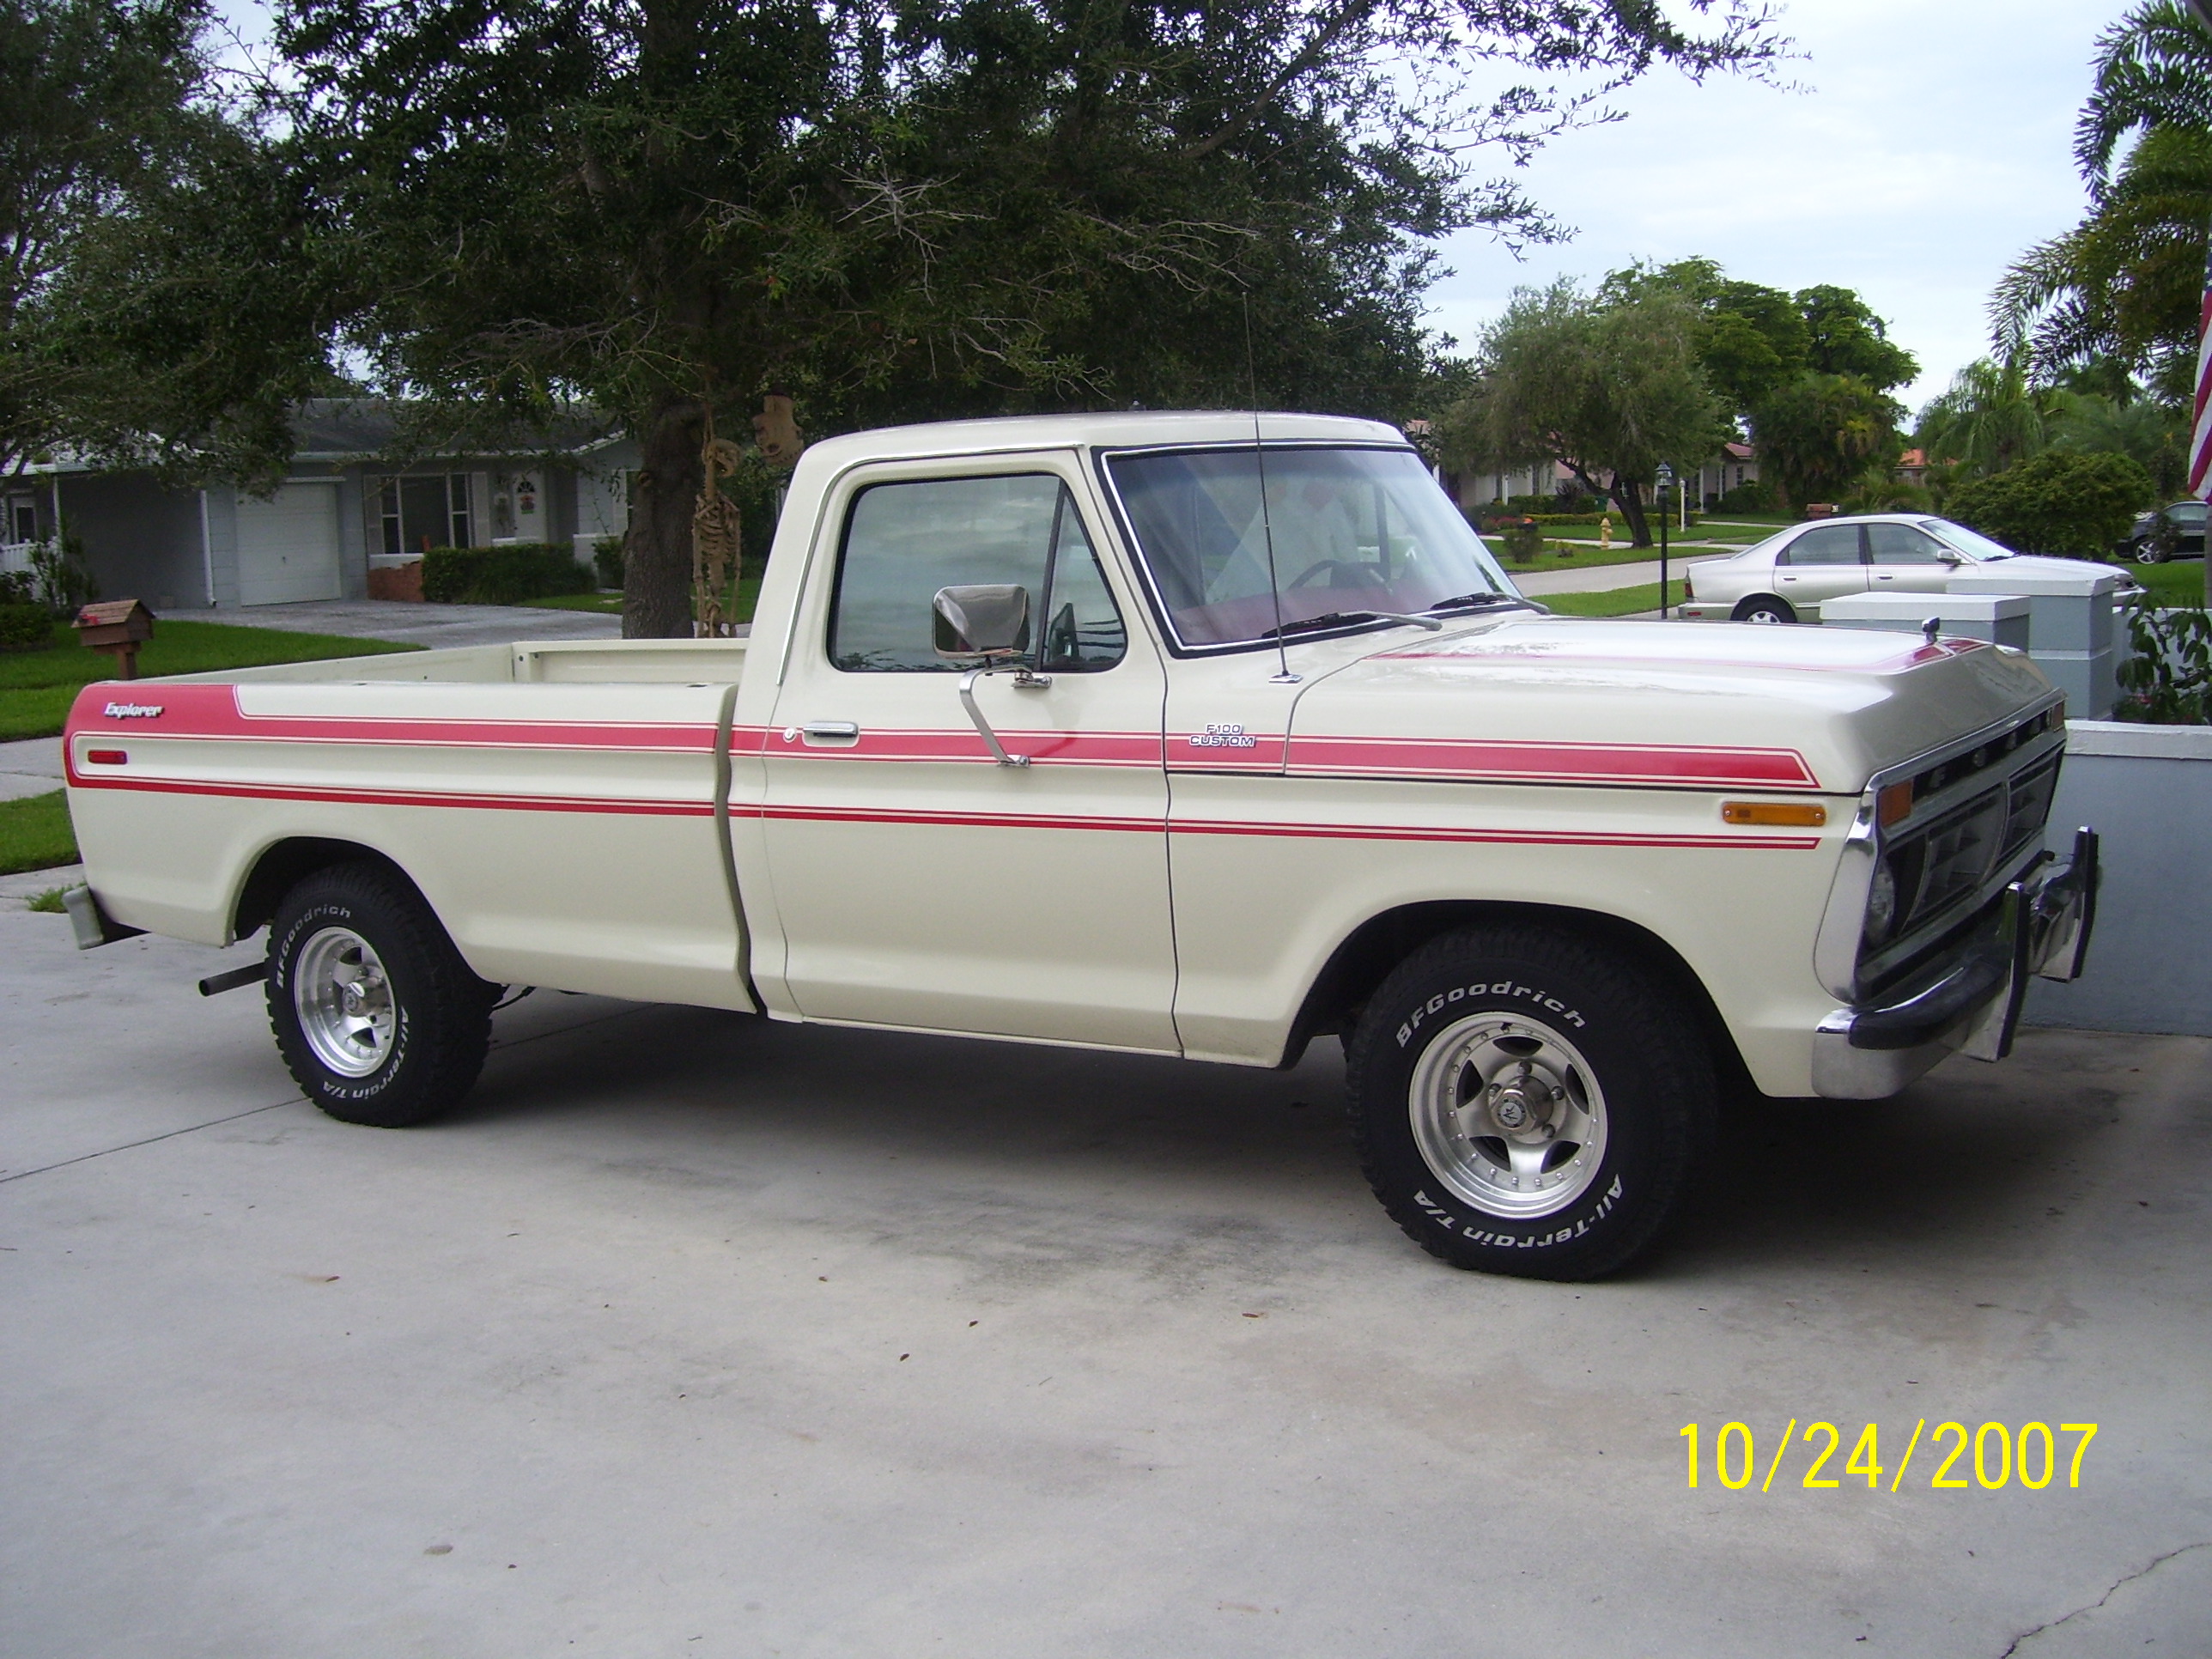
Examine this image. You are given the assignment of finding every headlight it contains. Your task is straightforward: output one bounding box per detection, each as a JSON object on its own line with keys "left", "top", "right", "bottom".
{"left": 1865, "top": 860, "right": 1899, "bottom": 944}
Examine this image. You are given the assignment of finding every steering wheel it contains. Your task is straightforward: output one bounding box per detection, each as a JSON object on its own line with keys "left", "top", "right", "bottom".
{"left": 1285, "top": 558, "right": 1386, "bottom": 591}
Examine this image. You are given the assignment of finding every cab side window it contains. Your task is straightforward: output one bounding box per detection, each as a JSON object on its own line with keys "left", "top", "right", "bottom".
{"left": 828, "top": 474, "right": 1127, "bottom": 673}
{"left": 1779, "top": 525, "right": 1864, "bottom": 566}
{"left": 1866, "top": 525, "right": 1949, "bottom": 564}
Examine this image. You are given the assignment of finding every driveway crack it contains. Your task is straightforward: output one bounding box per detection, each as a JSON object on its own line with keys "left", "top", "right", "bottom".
{"left": 1997, "top": 1540, "right": 2212, "bottom": 1656}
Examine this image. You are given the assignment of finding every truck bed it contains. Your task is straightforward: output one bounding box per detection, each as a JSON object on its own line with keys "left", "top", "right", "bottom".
{"left": 64, "top": 637, "right": 757, "bottom": 1008}
{"left": 151, "top": 635, "right": 750, "bottom": 688}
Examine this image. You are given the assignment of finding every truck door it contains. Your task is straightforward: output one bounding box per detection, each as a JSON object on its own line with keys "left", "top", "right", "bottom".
{"left": 754, "top": 457, "right": 1177, "bottom": 1049}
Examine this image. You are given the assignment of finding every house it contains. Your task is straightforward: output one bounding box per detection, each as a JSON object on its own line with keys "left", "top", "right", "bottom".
{"left": 0, "top": 400, "right": 638, "bottom": 610}
{"left": 1443, "top": 441, "right": 1762, "bottom": 517}
{"left": 1692, "top": 441, "right": 1759, "bottom": 507}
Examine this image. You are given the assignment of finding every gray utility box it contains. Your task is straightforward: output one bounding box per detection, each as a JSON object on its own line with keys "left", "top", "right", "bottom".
{"left": 1945, "top": 562, "right": 2121, "bottom": 718}
{"left": 1818, "top": 591, "right": 2031, "bottom": 648}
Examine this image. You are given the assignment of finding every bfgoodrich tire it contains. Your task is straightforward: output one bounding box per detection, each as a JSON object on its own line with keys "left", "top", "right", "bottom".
{"left": 267, "top": 862, "right": 498, "bottom": 1127}
{"left": 1346, "top": 927, "right": 1717, "bottom": 1280}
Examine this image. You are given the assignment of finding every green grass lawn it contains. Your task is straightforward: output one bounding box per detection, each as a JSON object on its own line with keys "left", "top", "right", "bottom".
{"left": 524, "top": 577, "right": 763, "bottom": 624}
{"left": 0, "top": 790, "right": 76, "bottom": 876}
{"left": 0, "top": 620, "right": 419, "bottom": 741}
{"left": 1540, "top": 583, "right": 1668, "bottom": 618}
{"left": 2121, "top": 559, "right": 2209, "bottom": 609}
{"left": 1484, "top": 538, "right": 1673, "bottom": 572}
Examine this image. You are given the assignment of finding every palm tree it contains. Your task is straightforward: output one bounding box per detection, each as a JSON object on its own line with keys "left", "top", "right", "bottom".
{"left": 2076, "top": 1, "right": 2212, "bottom": 189}
{"left": 2045, "top": 389, "right": 2189, "bottom": 495}
{"left": 1915, "top": 359, "right": 2059, "bottom": 477}
{"left": 1990, "top": 3, "right": 2212, "bottom": 390}
{"left": 1992, "top": 125, "right": 2212, "bottom": 391}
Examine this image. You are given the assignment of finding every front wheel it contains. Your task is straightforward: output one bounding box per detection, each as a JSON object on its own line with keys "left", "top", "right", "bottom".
{"left": 1732, "top": 595, "right": 1796, "bottom": 624}
{"left": 2136, "top": 538, "right": 2168, "bottom": 564}
{"left": 267, "top": 862, "right": 498, "bottom": 1127}
{"left": 1346, "top": 927, "right": 1717, "bottom": 1279}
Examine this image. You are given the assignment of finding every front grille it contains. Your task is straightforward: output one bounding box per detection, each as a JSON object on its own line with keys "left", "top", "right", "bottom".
{"left": 1859, "top": 719, "right": 2064, "bottom": 979}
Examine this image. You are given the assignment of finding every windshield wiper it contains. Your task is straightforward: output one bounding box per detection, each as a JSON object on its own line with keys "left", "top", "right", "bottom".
{"left": 1257, "top": 609, "right": 1444, "bottom": 641}
{"left": 1422, "top": 592, "right": 1529, "bottom": 614}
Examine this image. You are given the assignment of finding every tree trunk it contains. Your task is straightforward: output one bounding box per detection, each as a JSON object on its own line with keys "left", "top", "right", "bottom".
{"left": 1611, "top": 477, "right": 1652, "bottom": 547}
{"left": 623, "top": 392, "right": 705, "bottom": 639}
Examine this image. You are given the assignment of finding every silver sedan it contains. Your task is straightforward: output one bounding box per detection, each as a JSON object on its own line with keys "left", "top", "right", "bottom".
{"left": 1675, "top": 514, "right": 2133, "bottom": 624}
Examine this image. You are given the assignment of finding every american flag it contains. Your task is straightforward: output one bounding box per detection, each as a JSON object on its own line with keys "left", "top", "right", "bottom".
{"left": 2195, "top": 222, "right": 2212, "bottom": 498}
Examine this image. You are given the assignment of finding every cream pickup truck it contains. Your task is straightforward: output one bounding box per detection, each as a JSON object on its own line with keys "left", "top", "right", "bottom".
{"left": 62, "top": 413, "right": 2098, "bottom": 1280}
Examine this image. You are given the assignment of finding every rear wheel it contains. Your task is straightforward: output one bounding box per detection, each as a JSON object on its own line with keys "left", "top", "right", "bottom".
{"left": 1733, "top": 595, "right": 1796, "bottom": 624}
{"left": 1346, "top": 927, "right": 1717, "bottom": 1280}
{"left": 267, "top": 863, "right": 497, "bottom": 1127}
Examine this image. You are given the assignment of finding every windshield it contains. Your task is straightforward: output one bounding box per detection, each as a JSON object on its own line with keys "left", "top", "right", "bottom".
{"left": 1105, "top": 446, "right": 1515, "bottom": 648}
{"left": 1920, "top": 518, "right": 2019, "bottom": 562}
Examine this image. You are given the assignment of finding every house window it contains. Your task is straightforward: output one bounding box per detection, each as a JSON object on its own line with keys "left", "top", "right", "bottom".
{"left": 376, "top": 473, "right": 474, "bottom": 556}
{"left": 5, "top": 496, "right": 36, "bottom": 544}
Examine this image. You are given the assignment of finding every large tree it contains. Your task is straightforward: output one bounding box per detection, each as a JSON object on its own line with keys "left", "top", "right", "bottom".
{"left": 1751, "top": 373, "right": 1903, "bottom": 513}
{"left": 276, "top": 0, "right": 1785, "bottom": 635}
{"left": 1, "top": 0, "right": 328, "bottom": 485}
{"left": 1439, "top": 277, "right": 1727, "bottom": 545}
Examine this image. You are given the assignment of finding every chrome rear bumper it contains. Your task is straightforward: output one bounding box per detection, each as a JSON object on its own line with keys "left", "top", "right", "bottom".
{"left": 1810, "top": 828, "right": 2100, "bottom": 1099}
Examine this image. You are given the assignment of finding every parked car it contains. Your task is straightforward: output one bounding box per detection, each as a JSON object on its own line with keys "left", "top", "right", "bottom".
{"left": 60, "top": 414, "right": 2095, "bottom": 1282}
{"left": 1678, "top": 514, "right": 2141, "bottom": 625}
{"left": 2121, "top": 500, "right": 2206, "bottom": 562}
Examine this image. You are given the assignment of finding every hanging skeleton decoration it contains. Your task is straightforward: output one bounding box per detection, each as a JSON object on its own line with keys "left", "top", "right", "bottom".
{"left": 692, "top": 395, "right": 804, "bottom": 640}
{"left": 691, "top": 414, "right": 744, "bottom": 641}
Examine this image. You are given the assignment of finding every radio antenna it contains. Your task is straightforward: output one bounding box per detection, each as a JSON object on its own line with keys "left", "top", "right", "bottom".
{"left": 1244, "top": 295, "right": 1296, "bottom": 684}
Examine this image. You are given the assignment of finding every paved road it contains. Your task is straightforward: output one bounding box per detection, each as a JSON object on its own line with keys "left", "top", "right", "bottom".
{"left": 1509, "top": 555, "right": 1726, "bottom": 598}
{"left": 3, "top": 866, "right": 2206, "bottom": 1656}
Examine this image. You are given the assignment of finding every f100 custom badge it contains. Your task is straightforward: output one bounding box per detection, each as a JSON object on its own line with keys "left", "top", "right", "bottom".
{"left": 1188, "top": 722, "right": 1258, "bottom": 749}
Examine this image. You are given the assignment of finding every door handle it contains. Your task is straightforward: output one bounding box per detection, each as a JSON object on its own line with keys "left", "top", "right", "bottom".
{"left": 796, "top": 720, "right": 860, "bottom": 747}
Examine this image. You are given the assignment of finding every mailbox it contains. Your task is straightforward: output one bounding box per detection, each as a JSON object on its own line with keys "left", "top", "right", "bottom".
{"left": 75, "top": 599, "right": 155, "bottom": 679}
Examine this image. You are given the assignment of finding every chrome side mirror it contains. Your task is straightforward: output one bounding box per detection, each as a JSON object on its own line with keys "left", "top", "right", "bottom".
{"left": 933, "top": 585, "right": 1031, "bottom": 662}
{"left": 933, "top": 584, "right": 1046, "bottom": 767}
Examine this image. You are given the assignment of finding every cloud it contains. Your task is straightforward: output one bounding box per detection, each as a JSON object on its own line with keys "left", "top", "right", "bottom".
{"left": 1426, "top": 0, "right": 2119, "bottom": 411}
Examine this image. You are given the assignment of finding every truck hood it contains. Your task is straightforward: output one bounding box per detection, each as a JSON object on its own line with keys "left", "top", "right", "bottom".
{"left": 1289, "top": 614, "right": 2054, "bottom": 794}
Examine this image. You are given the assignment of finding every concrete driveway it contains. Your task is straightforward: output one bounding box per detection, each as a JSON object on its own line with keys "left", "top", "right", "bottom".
{"left": 3, "top": 868, "right": 2208, "bottom": 1657}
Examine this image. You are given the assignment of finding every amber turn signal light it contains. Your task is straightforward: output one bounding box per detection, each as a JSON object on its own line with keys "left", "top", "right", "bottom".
{"left": 1721, "top": 800, "right": 1827, "bottom": 827}
{"left": 1876, "top": 781, "right": 1915, "bottom": 827}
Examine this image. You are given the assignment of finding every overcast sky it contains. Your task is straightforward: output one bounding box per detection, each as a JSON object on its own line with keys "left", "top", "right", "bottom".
{"left": 214, "top": 0, "right": 2123, "bottom": 416}
{"left": 1428, "top": 0, "right": 2125, "bottom": 414}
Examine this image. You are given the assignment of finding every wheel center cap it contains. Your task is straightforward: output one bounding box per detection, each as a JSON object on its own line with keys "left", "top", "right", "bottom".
{"left": 1492, "top": 1085, "right": 1540, "bottom": 1131}
{"left": 341, "top": 985, "right": 362, "bottom": 1012}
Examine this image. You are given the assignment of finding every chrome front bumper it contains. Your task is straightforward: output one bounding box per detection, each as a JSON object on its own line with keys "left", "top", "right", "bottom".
{"left": 1810, "top": 828, "right": 2100, "bottom": 1099}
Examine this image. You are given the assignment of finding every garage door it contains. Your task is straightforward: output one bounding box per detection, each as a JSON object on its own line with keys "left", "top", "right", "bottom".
{"left": 236, "top": 483, "right": 342, "bottom": 605}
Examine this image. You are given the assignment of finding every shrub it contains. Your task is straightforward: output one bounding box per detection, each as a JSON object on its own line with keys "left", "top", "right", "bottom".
{"left": 421, "top": 543, "right": 594, "bottom": 605}
{"left": 1716, "top": 481, "right": 1775, "bottom": 514}
{"left": 1946, "top": 451, "right": 2154, "bottom": 558}
{"left": 1492, "top": 490, "right": 1601, "bottom": 516}
{"left": 0, "top": 603, "right": 52, "bottom": 650}
{"left": 1498, "top": 519, "right": 1544, "bottom": 562}
{"left": 2115, "top": 602, "right": 2212, "bottom": 725}
{"left": 41, "top": 537, "right": 98, "bottom": 614}
{"left": 592, "top": 536, "right": 625, "bottom": 589}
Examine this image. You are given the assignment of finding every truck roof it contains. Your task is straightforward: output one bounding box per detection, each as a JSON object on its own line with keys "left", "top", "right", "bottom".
{"left": 799, "top": 410, "right": 1408, "bottom": 467}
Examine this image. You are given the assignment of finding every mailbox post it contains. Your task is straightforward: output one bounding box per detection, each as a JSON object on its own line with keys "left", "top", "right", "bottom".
{"left": 75, "top": 599, "right": 155, "bottom": 679}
